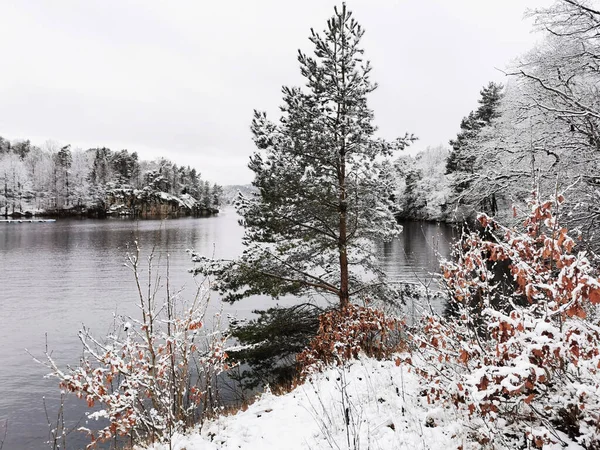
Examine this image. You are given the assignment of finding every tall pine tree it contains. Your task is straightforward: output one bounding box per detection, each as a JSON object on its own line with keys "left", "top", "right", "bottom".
{"left": 193, "top": 4, "right": 413, "bottom": 308}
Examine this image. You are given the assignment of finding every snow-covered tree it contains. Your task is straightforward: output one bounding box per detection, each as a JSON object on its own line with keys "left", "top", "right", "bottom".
{"left": 395, "top": 145, "right": 450, "bottom": 221}
{"left": 11, "top": 139, "right": 32, "bottom": 160}
{"left": 54, "top": 145, "right": 72, "bottom": 206}
{"left": 110, "top": 149, "right": 140, "bottom": 186}
{"left": 70, "top": 149, "right": 92, "bottom": 206}
{"left": 192, "top": 4, "right": 414, "bottom": 308}
{"left": 211, "top": 183, "right": 223, "bottom": 208}
{"left": 446, "top": 82, "right": 504, "bottom": 216}
{"left": 199, "top": 180, "right": 211, "bottom": 209}
{"left": 0, "top": 152, "right": 29, "bottom": 214}
{"left": 0, "top": 136, "right": 11, "bottom": 154}
{"left": 504, "top": 0, "right": 600, "bottom": 253}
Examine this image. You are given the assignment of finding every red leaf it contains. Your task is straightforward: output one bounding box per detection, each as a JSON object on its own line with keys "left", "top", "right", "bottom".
{"left": 589, "top": 288, "right": 600, "bottom": 305}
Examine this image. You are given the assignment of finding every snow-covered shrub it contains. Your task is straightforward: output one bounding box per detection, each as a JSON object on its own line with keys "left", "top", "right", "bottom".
{"left": 298, "top": 304, "right": 403, "bottom": 376}
{"left": 416, "top": 194, "right": 600, "bottom": 448}
{"left": 41, "top": 245, "right": 231, "bottom": 448}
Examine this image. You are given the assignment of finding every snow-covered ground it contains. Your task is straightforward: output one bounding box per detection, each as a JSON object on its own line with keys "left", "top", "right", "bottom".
{"left": 144, "top": 356, "right": 582, "bottom": 450}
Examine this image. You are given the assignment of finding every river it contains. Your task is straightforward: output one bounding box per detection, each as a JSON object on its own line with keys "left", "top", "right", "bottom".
{"left": 0, "top": 208, "right": 457, "bottom": 449}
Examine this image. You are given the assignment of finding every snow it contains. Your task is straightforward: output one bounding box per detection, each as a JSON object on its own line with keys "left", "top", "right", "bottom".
{"left": 143, "top": 357, "right": 474, "bottom": 450}
{"left": 139, "top": 354, "right": 588, "bottom": 450}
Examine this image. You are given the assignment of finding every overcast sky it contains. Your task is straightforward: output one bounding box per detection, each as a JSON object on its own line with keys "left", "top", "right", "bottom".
{"left": 0, "top": 0, "right": 551, "bottom": 185}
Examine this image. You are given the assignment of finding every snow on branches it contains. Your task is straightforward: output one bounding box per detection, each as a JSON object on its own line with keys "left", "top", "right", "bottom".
{"left": 416, "top": 194, "right": 600, "bottom": 449}
{"left": 40, "top": 245, "right": 231, "bottom": 448}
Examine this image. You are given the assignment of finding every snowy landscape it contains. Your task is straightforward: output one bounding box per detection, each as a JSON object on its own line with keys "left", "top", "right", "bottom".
{"left": 2, "top": 0, "right": 600, "bottom": 449}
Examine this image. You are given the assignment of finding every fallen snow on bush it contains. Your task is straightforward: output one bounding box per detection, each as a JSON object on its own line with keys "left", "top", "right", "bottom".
{"left": 142, "top": 356, "right": 582, "bottom": 450}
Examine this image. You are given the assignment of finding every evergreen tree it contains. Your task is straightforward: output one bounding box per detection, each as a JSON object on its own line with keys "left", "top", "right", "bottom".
{"left": 211, "top": 183, "right": 223, "bottom": 208}
{"left": 446, "top": 82, "right": 503, "bottom": 214}
{"left": 12, "top": 140, "right": 31, "bottom": 160}
{"left": 0, "top": 136, "right": 10, "bottom": 155}
{"left": 89, "top": 148, "right": 112, "bottom": 186}
{"left": 403, "top": 167, "right": 426, "bottom": 218}
{"left": 200, "top": 180, "right": 211, "bottom": 209}
{"left": 192, "top": 4, "right": 413, "bottom": 308}
{"left": 54, "top": 145, "right": 72, "bottom": 205}
{"left": 188, "top": 167, "right": 201, "bottom": 199}
{"left": 447, "top": 82, "right": 503, "bottom": 176}
{"left": 111, "top": 149, "right": 139, "bottom": 186}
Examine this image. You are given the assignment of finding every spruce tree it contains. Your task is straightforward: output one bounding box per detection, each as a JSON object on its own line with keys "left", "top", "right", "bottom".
{"left": 193, "top": 4, "right": 413, "bottom": 308}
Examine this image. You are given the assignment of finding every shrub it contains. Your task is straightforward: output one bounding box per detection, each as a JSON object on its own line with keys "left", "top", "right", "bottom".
{"left": 298, "top": 303, "right": 402, "bottom": 376}
{"left": 40, "top": 244, "right": 230, "bottom": 448}
{"left": 416, "top": 194, "right": 600, "bottom": 448}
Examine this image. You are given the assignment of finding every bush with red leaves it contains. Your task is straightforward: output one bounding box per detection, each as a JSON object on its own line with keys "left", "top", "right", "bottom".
{"left": 416, "top": 194, "right": 600, "bottom": 449}
{"left": 298, "top": 303, "right": 402, "bottom": 376}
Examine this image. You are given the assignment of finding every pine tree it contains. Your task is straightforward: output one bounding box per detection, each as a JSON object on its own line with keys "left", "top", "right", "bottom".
{"left": 446, "top": 82, "right": 503, "bottom": 214}
{"left": 211, "top": 183, "right": 222, "bottom": 208}
{"left": 111, "top": 149, "right": 139, "bottom": 186}
{"left": 447, "top": 82, "right": 503, "bottom": 176}
{"left": 192, "top": 4, "right": 413, "bottom": 308}
{"left": 199, "top": 180, "right": 211, "bottom": 209}
{"left": 54, "top": 145, "right": 72, "bottom": 206}
{"left": 89, "top": 148, "right": 112, "bottom": 186}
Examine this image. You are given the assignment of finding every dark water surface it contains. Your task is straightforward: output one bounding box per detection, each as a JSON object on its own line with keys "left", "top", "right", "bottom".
{"left": 0, "top": 210, "right": 456, "bottom": 449}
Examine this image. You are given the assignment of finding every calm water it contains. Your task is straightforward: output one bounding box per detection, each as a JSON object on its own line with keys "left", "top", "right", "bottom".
{"left": 0, "top": 210, "right": 456, "bottom": 449}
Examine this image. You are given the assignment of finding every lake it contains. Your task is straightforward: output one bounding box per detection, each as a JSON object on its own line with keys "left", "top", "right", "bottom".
{"left": 0, "top": 209, "right": 457, "bottom": 449}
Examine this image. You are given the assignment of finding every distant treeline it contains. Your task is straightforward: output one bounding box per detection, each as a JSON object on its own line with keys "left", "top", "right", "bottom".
{"left": 0, "top": 137, "right": 222, "bottom": 217}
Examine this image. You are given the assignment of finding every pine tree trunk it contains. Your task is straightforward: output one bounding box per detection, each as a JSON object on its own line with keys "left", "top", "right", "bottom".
{"left": 338, "top": 136, "right": 349, "bottom": 309}
{"left": 338, "top": 170, "right": 349, "bottom": 309}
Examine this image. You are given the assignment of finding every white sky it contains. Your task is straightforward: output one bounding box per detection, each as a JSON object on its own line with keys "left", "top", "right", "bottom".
{"left": 0, "top": 0, "right": 551, "bottom": 185}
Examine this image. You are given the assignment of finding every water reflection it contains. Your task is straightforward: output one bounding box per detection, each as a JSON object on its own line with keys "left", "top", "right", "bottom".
{"left": 379, "top": 220, "right": 458, "bottom": 284}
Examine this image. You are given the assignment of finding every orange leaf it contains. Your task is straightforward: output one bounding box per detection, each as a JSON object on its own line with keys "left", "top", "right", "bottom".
{"left": 567, "top": 304, "right": 586, "bottom": 319}
{"left": 477, "top": 376, "right": 489, "bottom": 391}
{"left": 590, "top": 288, "right": 600, "bottom": 305}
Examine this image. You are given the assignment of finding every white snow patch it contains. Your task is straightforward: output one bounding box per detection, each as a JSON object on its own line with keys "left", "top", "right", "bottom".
{"left": 143, "top": 357, "right": 468, "bottom": 450}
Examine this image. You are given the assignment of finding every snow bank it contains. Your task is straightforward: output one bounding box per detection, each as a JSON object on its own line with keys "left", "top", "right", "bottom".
{"left": 142, "top": 355, "right": 585, "bottom": 450}
{"left": 144, "top": 357, "right": 466, "bottom": 450}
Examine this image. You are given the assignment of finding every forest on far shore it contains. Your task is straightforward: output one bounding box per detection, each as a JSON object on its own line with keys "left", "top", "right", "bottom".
{"left": 0, "top": 138, "right": 222, "bottom": 217}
